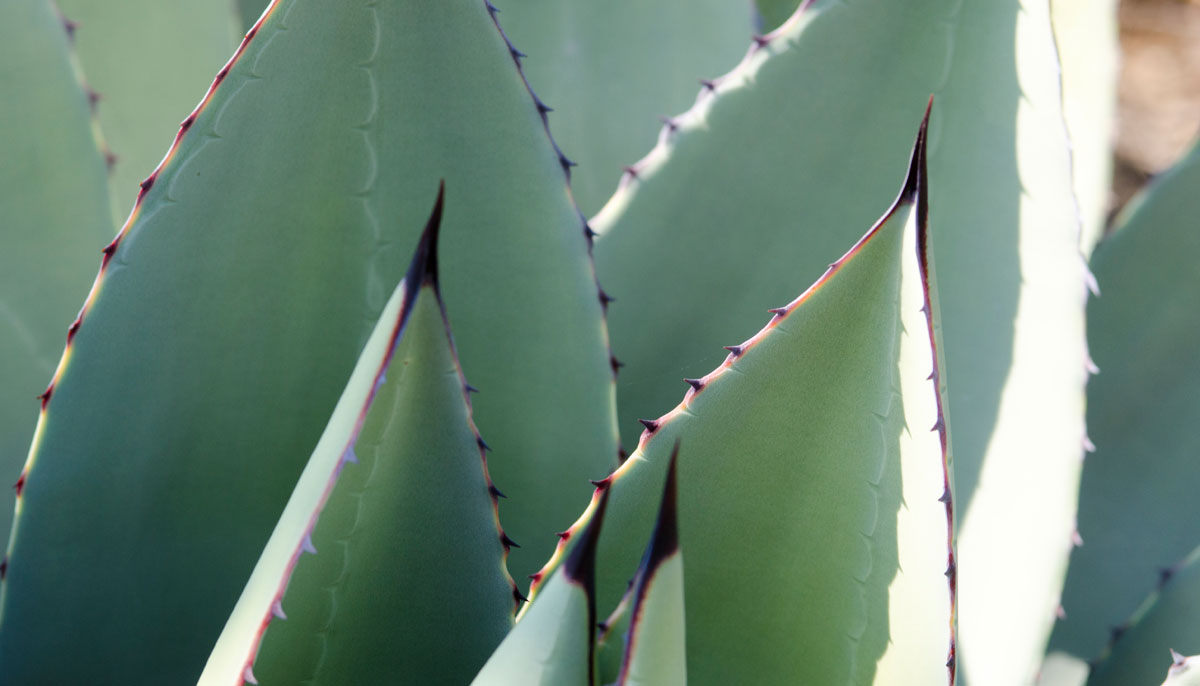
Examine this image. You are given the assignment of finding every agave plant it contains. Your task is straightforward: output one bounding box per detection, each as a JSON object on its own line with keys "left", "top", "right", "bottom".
{"left": 2, "top": 0, "right": 1200, "bottom": 683}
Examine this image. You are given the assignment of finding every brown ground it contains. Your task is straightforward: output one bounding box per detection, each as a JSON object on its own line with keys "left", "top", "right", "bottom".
{"left": 1113, "top": 0, "right": 1200, "bottom": 214}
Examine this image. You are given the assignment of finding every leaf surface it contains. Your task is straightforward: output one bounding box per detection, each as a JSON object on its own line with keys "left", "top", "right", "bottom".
{"left": 590, "top": 2, "right": 1086, "bottom": 680}
{"left": 535, "top": 122, "right": 954, "bottom": 685}
{"left": 1087, "top": 548, "right": 1200, "bottom": 686}
{"left": 1049, "top": 137, "right": 1200, "bottom": 665}
{"left": 0, "top": 0, "right": 113, "bottom": 553}
{"left": 471, "top": 488, "right": 611, "bottom": 686}
{"left": 495, "top": 0, "right": 750, "bottom": 215}
{"left": 0, "top": 1, "right": 614, "bottom": 681}
{"left": 55, "top": 0, "right": 238, "bottom": 225}
{"left": 202, "top": 197, "right": 515, "bottom": 684}
{"left": 615, "top": 444, "right": 686, "bottom": 686}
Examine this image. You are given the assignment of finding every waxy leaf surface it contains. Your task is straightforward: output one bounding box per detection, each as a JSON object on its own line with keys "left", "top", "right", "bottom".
{"left": 0, "top": 1, "right": 614, "bottom": 681}
{"left": 1050, "top": 137, "right": 1200, "bottom": 665}
{"left": 592, "top": 2, "right": 1086, "bottom": 680}
{"left": 496, "top": 0, "right": 750, "bottom": 215}
{"left": 55, "top": 0, "right": 239, "bottom": 225}
{"left": 204, "top": 209, "right": 514, "bottom": 684}
{"left": 0, "top": 0, "right": 113, "bottom": 553}
{"left": 536, "top": 126, "right": 955, "bottom": 685}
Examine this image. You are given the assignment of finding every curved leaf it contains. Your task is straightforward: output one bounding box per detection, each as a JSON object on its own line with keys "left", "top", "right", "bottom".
{"left": 496, "top": 0, "right": 750, "bottom": 215}
{"left": 591, "top": 2, "right": 1085, "bottom": 680}
{"left": 55, "top": 0, "right": 238, "bottom": 225}
{"left": 616, "top": 444, "right": 686, "bottom": 686}
{"left": 203, "top": 194, "right": 515, "bottom": 684}
{"left": 533, "top": 119, "right": 954, "bottom": 684}
{"left": 1050, "top": 137, "right": 1200, "bottom": 665}
{"left": 0, "top": 0, "right": 113, "bottom": 554}
{"left": 471, "top": 487, "right": 611, "bottom": 686}
{"left": 1088, "top": 547, "right": 1200, "bottom": 686}
{"left": 0, "top": 1, "right": 614, "bottom": 681}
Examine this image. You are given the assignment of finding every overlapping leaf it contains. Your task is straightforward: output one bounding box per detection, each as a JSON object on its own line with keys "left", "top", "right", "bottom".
{"left": 1050, "top": 137, "right": 1200, "bottom": 667}
{"left": 55, "top": 0, "right": 238, "bottom": 225}
{"left": 1087, "top": 547, "right": 1200, "bottom": 686}
{"left": 533, "top": 120, "right": 954, "bottom": 684}
{"left": 0, "top": 0, "right": 113, "bottom": 554}
{"left": 496, "top": 0, "right": 750, "bottom": 215}
{"left": 0, "top": 1, "right": 614, "bottom": 681}
{"left": 202, "top": 195, "right": 514, "bottom": 684}
{"left": 591, "top": 2, "right": 1086, "bottom": 680}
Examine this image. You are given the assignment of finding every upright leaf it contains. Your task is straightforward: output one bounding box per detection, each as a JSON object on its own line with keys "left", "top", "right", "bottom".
{"left": 0, "top": 0, "right": 113, "bottom": 553}
{"left": 534, "top": 120, "right": 954, "bottom": 684}
{"left": 1049, "top": 137, "right": 1200, "bottom": 665}
{"left": 591, "top": 2, "right": 1085, "bottom": 680}
{"left": 202, "top": 192, "right": 515, "bottom": 685}
{"left": 1050, "top": 0, "right": 1118, "bottom": 254}
{"left": 0, "top": 1, "right": 614, "bottom": 681}
{"left": 616, "top": 443, "right": 686, "bottom": 686}
{"left": 55, "top": 0, "right": 238, "bottom": 225}
{"left": 496, "top": 0, "right": 750, "bottom": 215}
{"left": 471, "top": 487, "right": 611, "bottom": 686}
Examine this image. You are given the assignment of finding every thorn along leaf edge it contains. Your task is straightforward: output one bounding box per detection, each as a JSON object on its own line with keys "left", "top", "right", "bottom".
{"left": 524, "top": 102, "right": 956, "bottom": 681}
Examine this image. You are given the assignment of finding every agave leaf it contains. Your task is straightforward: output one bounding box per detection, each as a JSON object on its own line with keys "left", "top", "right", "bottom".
{"left": 471, "top": 487, "right": 611, "bottom": 686}
{"left": 533, "top": 118, "right": 954, "bottom": 684}
{"left": 1162, "top": 655, "right": 1200, "bottom": 686}
{"left": 235, "top": 0, "right": 271, "bottom": 32}
{"left": 495, "top": 0, "right": 750, "bottom": 215}
{"left": 202, "top": 192, "right": 514, "bottom": 685}
{"left": 1050, "top": 0, "right": 1117, "bottom": 255}
{"left": 753, "top": 0, "right": 804, "bottom": 32}
{"left": 0, "top": 0, "right": 113, "bottom": 554}
{"left": 54, "top": 0, "right": 238, "bottom": 225}
{"left": 1049, "top": 137, "right": 1200, "bottom": 665}
{"left": 0, "top": 1, "right": 614, "bottom": 681}
{"left": 615, "top": 443, "right": 686, "bottom": 686}
{"left": 592, "top": 2, "right": 1085, "bottom": 680}
{"left": 1086, "top": 547, "right": 1200, "bottom": 686}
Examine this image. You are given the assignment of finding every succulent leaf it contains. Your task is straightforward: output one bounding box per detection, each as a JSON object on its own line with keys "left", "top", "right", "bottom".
{"left": 1050, "top": 0, "right": 1118, "bottom": 254}
{"left": 591, "top": 2, "right": 1087, "bottom": 681}
{"left": 753, "top": 0, "right": 804, "bottom": 32}
{"left": 0, "top": 0, "right": 615, "bottom": 680}
{"left": 615, "top": 442, "right": 686, "bottom": 686}
{"left": 1050, "top": 136, "right": 1200, "bottom": 665}
{"left": 471, "top": 487, "right": 611, "bottom": 686}
{"left": 235, "top": 0, "right": 271, "bottom": 33}
{"left": 1162, "top": 654, "right": 1200, "bottom": 686}
{"left": 1086, "top": 547, "right": 1200, "bottom": 686}
{"left": 54, "top": 0, "right": 239, "bottom": 225}
{"left": 535, "top": 117, "right": 954, "bottom": 684}
{"left": 494, "top": 0, "right": 750, "bottom": 215}
{"left": 202, "top": 191, "right": 515, "bottom": 684}
{"left": 0, "top": 0, "right": 113, "bottom": 554}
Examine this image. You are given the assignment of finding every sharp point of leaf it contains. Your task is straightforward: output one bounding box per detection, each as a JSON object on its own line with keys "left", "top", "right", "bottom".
{"left": 637, "top": 418, "right": 659, "bottom": 434}
{"left": 405, "top": 180, "right": 445, "bottom": 291}
{"left": 899, "top": 96, "right": 933, "bottom": 207}
{"left": 645, "top": 441, "right": 681, "bottom": 564}
{"left": 477, "top": 435, "right": 491, "bottom": 452}
{"left": 683, "top": 378, "right": 705, "bottom": 393}
{"left": 699, "top": 78, "right": 717, "bottom": 92}
{"left": 465, "top": 383, "right": 480, "bottom": 394}
{"left": 62, "top": 17, "right": 78, "bottom": 42}
{"left": 488, "top": 483, "right": 506, "bottom": 499}
{"left": 723, "top": 344, "right": 744, "bottom": 358}
{"left": 1173, "top": 649, "right": 1188, "bottom": 666}
{"left": 752, "top": 34, "right": 771, "bottom": 48}
{"left": 501, "top": 533, "right": 520, "bottom": 550}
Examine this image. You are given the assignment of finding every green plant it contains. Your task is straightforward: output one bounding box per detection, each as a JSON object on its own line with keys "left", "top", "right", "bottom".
{"left": 1, "top": 0, "right": 1198, "bottom": 684}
